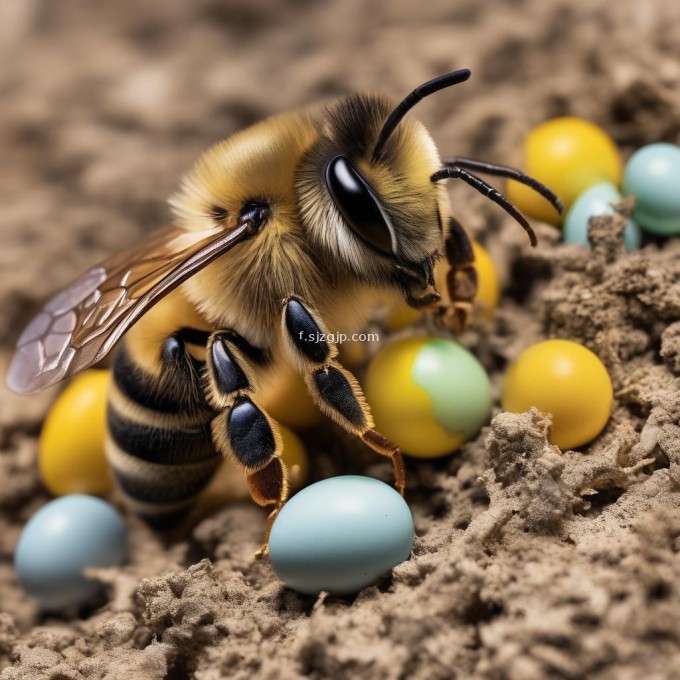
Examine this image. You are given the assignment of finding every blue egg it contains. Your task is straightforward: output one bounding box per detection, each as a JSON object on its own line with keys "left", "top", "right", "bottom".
{"left": 563, "top": 182, "right": 641, "bottom": 251}
{"left": 269, "top": 476, "right": 414, "bottom": 595}
{"left": 14, "top": 495, "right": 126, "bottom": 609}
{"left": 623, "top": 143, "right": 680, "bottom": 236}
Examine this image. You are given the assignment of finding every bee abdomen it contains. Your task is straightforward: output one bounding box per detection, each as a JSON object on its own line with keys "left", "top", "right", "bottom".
{"left": 107, "top": 408, "right": 215, "bottom": 466}
{"left": 112, "top": 338, "right": 207, "bottom": 415}
{"left": 106, "top": 436, "right": 219, "bottom": 501}
{"left": 106, "top": 341, "right": 220, "bottom": 529}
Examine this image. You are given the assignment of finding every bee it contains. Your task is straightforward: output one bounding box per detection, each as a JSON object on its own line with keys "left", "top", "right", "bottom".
{"left": 7, "top": 69, "right": 561, "bottom": 553}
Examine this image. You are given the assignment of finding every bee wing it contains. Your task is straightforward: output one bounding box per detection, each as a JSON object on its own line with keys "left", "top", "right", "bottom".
{"left": 7, "top": 223, "right": 253, "bottom": 394}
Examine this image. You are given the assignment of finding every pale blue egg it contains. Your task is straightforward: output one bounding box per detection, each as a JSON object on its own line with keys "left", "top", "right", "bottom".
{"left": 14, "top": 495, "right": 126, "bottom": 609}
{"left": 623, "top": 143, "right": 680, "bottom": 236}
{"left": 563, "top": 182, "right": 641, "bottom": 251}
{"left": 270, "top": 476, "right": 414, "bottom": 595}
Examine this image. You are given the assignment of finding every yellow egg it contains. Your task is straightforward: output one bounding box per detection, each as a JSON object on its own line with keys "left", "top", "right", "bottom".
{"left": 386, "top": 240, "right": 500, "bottom": 330}
{"left": 471, "top": 241, "right": 500, "bottom": 316}
{"left": 338, "top": 337, "right": 369, "bottom": 368}
{"left": 501, "top": 339, "right": 613, "bottom": 450}
{"left": 260, "top": 368, "right": 322, "bottom": 429}
{"left": 39, "top": 370, "right": 113, "bottom": 497}
{"left": 279, "top": 425, "right": 309, "bottom": 491}
{"left": 506, "top": 117, "right": 623, "bottom": 224}
{"left": 365, "top": 337, "right": 492, "bottom": 458}
{"left": 385, "top": 303, "right": 422, "bottom": 333}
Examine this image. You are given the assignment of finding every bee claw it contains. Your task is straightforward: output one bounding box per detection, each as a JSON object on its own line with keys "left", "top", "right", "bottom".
{"left": 433, "top": 304, "right": 472, "bottom": 334}
{"left": 451, "top": 306, "right": 472, "bottom": 333}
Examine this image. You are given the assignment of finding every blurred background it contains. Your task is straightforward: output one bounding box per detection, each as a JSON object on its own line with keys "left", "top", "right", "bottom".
{"left": 1, "top": 0, "right": 679, "bottom": 355}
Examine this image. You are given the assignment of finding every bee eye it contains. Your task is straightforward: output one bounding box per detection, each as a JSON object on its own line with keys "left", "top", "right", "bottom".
{"left": 325, "top": 155, "right": 395, "bottom": 255}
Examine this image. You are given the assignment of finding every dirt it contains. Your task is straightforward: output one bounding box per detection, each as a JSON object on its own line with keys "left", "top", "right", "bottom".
{"left": 1, "top": 0, "right": 680, "bottom": 678}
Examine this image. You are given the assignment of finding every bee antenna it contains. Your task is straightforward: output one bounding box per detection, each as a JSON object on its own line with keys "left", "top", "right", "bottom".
{"left": 371, "top": 68, "right": 472, "bottom": 163}
{"left": 431, "top": 166, "right": 538, "bottom": 247}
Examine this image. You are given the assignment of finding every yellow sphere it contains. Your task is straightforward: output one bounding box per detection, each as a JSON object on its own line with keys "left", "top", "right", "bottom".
{"left": 471, "top": 241, "right": 500, "bottom": 315}
{"left": 502, "top": 339, "right": 613, "bottom": 450}
{"left": 506, "top": 117, "right": 622, "bottom": 224}
{"left": 385, "top": 303, "right": 421, "bottom": 333}
{"left": 338, "top": 337, "right": 369, "bottom": 368}
{"left": 39, "top": 370, "right": 113, "bottom": 497}
{"left": 279, "top": 425, "right": 309, "bottom": 491}
{"left": 260, "top": 368, "right": 322, "bottom": 430}
{"left": 365, "top": 337, "right": 492, "bottom": 458}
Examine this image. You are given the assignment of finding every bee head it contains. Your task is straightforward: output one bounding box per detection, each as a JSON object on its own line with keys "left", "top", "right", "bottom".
{"left": 296, "top": 71, "right": 471, "bottom": 307}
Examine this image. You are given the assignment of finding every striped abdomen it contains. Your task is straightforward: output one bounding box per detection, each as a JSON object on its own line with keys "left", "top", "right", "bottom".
{"left": 106, "top": 335, "right": 220, "bottom": 528}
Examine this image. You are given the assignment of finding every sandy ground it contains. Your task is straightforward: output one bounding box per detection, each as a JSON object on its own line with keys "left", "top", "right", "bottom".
{"left": 1, "top": 0, "right": 680, "bottom": 678}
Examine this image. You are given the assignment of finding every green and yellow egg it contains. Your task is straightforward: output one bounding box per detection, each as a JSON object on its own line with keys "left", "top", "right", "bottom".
{"left": 365, "top": 337, "right": 492, "bottom": 458}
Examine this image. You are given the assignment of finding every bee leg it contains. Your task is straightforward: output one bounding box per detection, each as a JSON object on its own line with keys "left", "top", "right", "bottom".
{"left": 281, "top": 297, "right": 405, "bottom": 494}
{"left": 434, "top": 216, "right": 478, "bottom": 333}
{"left": 204, "top": 331, "right": 288, "bottom": 557}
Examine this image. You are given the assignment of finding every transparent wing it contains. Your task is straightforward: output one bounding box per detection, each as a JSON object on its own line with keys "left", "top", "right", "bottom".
{"left": 7, "top": 223, "right": 253, "bottom": 394}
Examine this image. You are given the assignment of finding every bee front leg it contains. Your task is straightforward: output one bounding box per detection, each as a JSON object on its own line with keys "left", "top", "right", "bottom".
{"left": 204, "top": 331, "right": 288, "bottom": 557}
{"left": 281, "top": 297, "right": 405, "bottom": 494}
{"left": 434, "top": 216, "right": 478, "bottom": 334}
